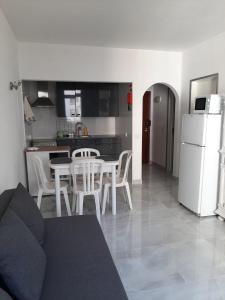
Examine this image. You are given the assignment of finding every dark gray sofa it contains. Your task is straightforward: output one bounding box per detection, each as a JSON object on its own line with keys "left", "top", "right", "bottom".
{"left": 0, "top": 187, "right": 128, "bottom": 300}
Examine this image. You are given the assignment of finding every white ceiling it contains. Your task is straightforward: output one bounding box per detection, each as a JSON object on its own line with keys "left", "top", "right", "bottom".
{"left": 1, "top": 0, "right": 225, "bottom": 51}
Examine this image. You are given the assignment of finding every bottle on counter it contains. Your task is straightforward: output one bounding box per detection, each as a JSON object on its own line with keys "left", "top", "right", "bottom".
{"left": 83, "top": 127, "right": 89, "bottom": 136}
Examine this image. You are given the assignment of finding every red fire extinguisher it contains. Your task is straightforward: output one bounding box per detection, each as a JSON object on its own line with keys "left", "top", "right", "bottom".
{"left": 127, "top": 84, "right": 132, "bottom": 111}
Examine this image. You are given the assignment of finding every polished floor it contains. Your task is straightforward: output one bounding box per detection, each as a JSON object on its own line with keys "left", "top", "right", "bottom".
{"left": 41, "top": 165, "right": 225, "bottom": 300}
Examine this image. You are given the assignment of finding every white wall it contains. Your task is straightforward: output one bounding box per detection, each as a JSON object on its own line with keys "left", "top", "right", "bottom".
{"left": 182, "top": 32, "right": 225, "bottom": 116}
{"left": 18, "top": 42, "right": 182, "bottom": 182}
{"left": 0, "top": 9, "right": 26, "bottom": 192}
{"left": 115, "top": 83, "right": 132, "bottom": 151}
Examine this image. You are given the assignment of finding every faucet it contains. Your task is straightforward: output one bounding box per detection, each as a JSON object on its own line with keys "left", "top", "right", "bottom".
{"left": 75, "top": 122, "right": 84, "bottom": 136}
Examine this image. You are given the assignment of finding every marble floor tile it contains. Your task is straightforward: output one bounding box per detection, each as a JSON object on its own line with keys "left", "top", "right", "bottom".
{"left": 128, "top": 278, "right": 225, "bottom": 300}
{"left": 40, "top": 165, "right": 225, "bottom": 299}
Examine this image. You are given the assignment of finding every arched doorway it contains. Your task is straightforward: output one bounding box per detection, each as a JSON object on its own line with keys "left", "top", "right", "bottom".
{"left": 142, "top": 83, "right": 176, "bottom": 173}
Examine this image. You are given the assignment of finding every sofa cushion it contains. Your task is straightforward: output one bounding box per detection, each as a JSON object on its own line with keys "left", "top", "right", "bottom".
{"left": 9, "top": 183, "right": 44, "bottom": 245}
{"left": 0, "top": 189, "right": 15, "bottom": 297}
{"left": 0, "top": 189, "right": 15, "bottom": 221}
{"left": 0, "top": 208, "right": 46, "bottom": 300}
{"left": 41, "top": 215, "right": 128, "bottom": 300}
{"left": 0, "top": 288, "right": 13, "bottom": 300}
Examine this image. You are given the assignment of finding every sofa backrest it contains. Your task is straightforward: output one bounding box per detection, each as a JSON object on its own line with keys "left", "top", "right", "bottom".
{"left": 0, "top": 189, "right": 15, "bottom": 299}
{"left": 0, "top": 189, "right": 15, "bottom": 221}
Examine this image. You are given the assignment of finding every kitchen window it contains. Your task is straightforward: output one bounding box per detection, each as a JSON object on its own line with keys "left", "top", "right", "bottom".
{"left": 64, "top": 90, "right": 82, "bottom": 117}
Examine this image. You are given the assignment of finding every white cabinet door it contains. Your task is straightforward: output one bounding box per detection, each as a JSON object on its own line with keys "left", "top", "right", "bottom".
{"left": 178, "top": 143, "right": 205, "bottom": 214}
{"left": 181, "top": 114, "right": 207, "bottom": 146}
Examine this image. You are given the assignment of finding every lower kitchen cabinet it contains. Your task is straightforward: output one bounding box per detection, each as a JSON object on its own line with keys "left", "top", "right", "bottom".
{"left": 56, "top": 137, "right": 121, "bottom": 156}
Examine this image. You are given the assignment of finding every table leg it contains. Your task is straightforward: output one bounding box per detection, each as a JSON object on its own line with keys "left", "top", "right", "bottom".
{"left": 111, "top": 165, "right": 116, "bottom": 215}
{"left": 55, "top": 170, "right": 61, "bottom": 217}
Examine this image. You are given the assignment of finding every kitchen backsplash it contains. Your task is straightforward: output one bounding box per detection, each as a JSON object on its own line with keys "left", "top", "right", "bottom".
{"left": 25, "top": 106, "right": 116, "bottom": 139}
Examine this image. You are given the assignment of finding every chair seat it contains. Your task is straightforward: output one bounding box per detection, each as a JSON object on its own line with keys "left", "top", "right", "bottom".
{"left": 73, "top": 182, "right": 101, "bottom": 194}
{"left": 102, "top": 176, "right": 124, "bottom": 187}
{"left": 44, "top": 181, "right": 68, "bottom": 193}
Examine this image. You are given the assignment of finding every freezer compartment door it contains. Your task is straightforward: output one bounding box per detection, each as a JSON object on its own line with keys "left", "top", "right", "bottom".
{"left": 178, "top": 143, "right": 205, "bottom": 214}
{"left": 181, "top": 114, "right": 207, "bottom": 146}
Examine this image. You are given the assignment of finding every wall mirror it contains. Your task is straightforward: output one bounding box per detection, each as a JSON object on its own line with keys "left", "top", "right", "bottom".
{"left": 189, "top": 73, "right": 219, "bottom": 112}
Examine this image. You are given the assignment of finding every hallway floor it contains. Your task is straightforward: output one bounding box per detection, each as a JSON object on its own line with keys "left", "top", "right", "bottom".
{"left": 42, "top": 165, "right": 225, "bottom": 300}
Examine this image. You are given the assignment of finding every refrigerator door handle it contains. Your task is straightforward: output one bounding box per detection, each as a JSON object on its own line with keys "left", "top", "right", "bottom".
{"left": 181, "top": 142, "right": 205, "bottom": 148}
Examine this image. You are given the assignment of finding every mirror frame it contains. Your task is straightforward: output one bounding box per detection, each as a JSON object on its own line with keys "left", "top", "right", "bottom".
{"left": 189, "top": 73, "right": 219, "bottom": 113}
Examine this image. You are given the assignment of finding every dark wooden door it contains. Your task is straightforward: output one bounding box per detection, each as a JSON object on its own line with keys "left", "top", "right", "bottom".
{"left": 142, "top": 91, "right": 151, "bottom": 164}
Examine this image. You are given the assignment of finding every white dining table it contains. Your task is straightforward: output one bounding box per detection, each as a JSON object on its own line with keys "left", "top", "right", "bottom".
{"left": 50, "top": 157, "right": 119, "bottom": 217}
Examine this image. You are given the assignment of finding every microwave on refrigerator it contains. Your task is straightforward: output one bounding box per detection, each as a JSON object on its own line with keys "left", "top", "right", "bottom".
{"left": 193, "top": 94, "right": 222, "bottom": 114}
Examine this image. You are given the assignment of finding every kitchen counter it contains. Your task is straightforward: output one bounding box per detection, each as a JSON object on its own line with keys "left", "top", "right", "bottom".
{"left": 56, "top": 135, "right": 121, "bottom": 140}
{"left": 25, "top": 146, "right": 70, "bottom": 152}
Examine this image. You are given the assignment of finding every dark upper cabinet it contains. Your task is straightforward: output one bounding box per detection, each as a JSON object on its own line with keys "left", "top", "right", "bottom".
{"left": 79, "top": 82, "right": 99, "bottom": 117}
{"left": 56, "top": 83, "right": 64, "bottom": 117}
{"left": 98, "top": 83, "right": 119, "bottom": 117}
{"left": 56, "top": 82, "right": 78, "bottom": 117}
{"left": 56, "top": 82, "right": 119, "bottom": 117}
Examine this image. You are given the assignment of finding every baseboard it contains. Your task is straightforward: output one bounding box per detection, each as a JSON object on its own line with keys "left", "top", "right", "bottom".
{"left": 132, "top": 179, "right": 142, "bottom": 185}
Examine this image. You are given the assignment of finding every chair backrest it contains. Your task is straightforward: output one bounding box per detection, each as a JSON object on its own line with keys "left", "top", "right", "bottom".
{"left": 72, "top": 148, "right": 100, "bottom": 158}
{"left": 123, "top": 152, "right": 132, "bottom": 183}
{"left": 117, "top": 150, "right": 132, "bottom": 180}
{"left": 32, "top": 156, "right": 48, "bottom": 189}
{"left": 70, "top": 159, "right": 104, "bottom": 193}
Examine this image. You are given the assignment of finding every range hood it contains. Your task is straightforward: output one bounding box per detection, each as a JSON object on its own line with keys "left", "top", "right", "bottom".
{"left": 32, "top": 81, "right": 55, "bottom": 107}
{"left": 32, "top": 97, "right": 55, "bottom": 107}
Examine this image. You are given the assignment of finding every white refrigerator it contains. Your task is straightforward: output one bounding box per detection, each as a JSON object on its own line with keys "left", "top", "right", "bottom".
{"left": 178, "top": 114, "right": 222, "bottom": 216}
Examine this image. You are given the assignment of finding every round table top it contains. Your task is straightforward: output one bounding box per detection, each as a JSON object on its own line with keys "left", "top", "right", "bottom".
{"left": 50, "top": 156, "right": 119, "bottom": 169}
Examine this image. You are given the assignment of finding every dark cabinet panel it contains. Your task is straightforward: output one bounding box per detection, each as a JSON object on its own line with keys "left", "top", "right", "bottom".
{"left": 56, "top": 82, "right": 119, "bottom": 117}
{"left": 56, "top": 137, "right": 121, "bottom": 156}
{"left": 79, "top": 83, "right": 99, "bottom": 117}
{"left": 56, "top": 82, "right": 65, "bottom": 117}
{"left": 109, "top": 84, "right": 119, "bottom": 117}
{"left": 74, "top": 139, "right": 96, "bottom": 149}
{"left": 56, "top": 82, "right": 78, "bottom": 117}
{"left": 95, "top": 138, "right": 121, "bottom": 155}
{"left": 98, "top": 83, "right": 119, "bottom": 117}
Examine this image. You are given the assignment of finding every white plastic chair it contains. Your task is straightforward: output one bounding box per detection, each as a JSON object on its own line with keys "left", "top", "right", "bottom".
{"left": 72, "top": 148, "right": 100, "bottom": 158}
{"left": 102, "top": 151, "right": 132, "bottom": 214}
{"left": 32, "top": 156, "right": 71, "bottom": 216}
{"left": 70, "top": 159, "right": 104, "bottom": 223}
